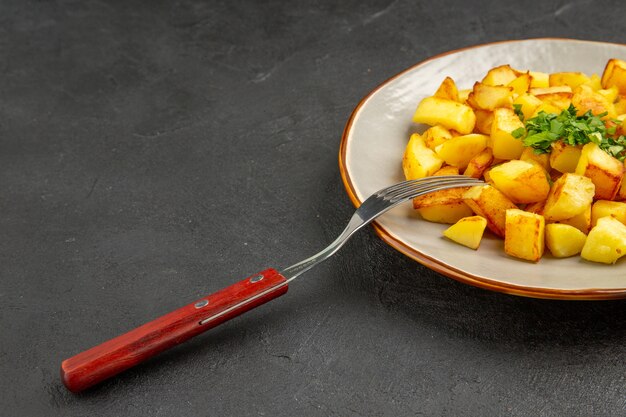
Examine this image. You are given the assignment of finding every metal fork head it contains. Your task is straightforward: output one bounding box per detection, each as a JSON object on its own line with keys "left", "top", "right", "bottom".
{"left": 355, "top": 175, "right": 484, "bottom": 224}
{"left": 280, "top": 175, "right": 484, "bottom": 281}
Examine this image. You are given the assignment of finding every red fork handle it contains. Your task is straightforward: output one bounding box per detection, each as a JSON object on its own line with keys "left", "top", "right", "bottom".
{"left": 60, "top": 268, "right": 288, "bottom": 392}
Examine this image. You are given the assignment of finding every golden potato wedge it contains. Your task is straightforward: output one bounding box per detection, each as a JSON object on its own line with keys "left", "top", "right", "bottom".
{"left": 613, "top": 96, "right": 626, "bottom": 115}
{"left": 534, "top": 92, "right": 573, "bottom": 110}
{"left": 571, "top": 84, "right": 616, "bottom": 119}
{"left": 422, "top": 125, "right": 453, "bottom": 150}
{"left": 413, "top": 97, "right": 476, "bottom": 134}
{"left": 601, "top": 58, "right": 626, "bottom": 94}
{"left": 413, "top": 187, "right": 469, "bottom": 209}
{"left": 463, "top": 148, "right": 494, "bottom": 178}
{"left": 513, "top": 93, "right": 542, "bottom": 121}
{"left": 529, "top": 71, "right": 549, "bottom": 88}
{"left": 443, "top": 216, "right": 488, "bottom": 250}
{"left": 575, "top": 142, "right": 624, "bottom": 200}
{"left": 598, "top": 85, "right": 619, "bottom": 103}
{"left": 545, "top": 223, "right": 587, "bottom": 258}
{"left": 402, "top": 133, "right": 444, "bottom": 180}
{"left": 434, "top": 76, "right": 460, "bottom": 102}
{"left": 582, "top": 73, "right": 602, "bottom": 91}
{"left": 417, "top": 203, "right": 474, "bottom": 224}
{"left": 508, "top": 73, "right": 532, "bottom": 96}
{"left": 504, "top": 209, "right": 545, "bottom": 262}
{"left": 520, "top": 147, "right": 550, "bottom": 171}
{"left": 435, "top": 134, "right": 488, "bottom": 169}
{"left": 591, "top": 200, "right": 626, "bottom": 227}
{"left": 482, "top": 64, "right": 519, "bottom": 86}
{"left": 490, "top": 107, "right": 524, "bottom": 160}
{"left": 530, "top": 102, "right": 562, "bottom": 118}
{"left": 581, "top": 216, "right": 626, "bottom": 264}
{"left": 489, "top": 160, "right": 550, "bottom": 204}
{"left": 542, "top": 173, "right": 595, "bottom": 221}
{"left": 473, "top": 109, "right": 494, "bottom": 135}
{"left": 467, "top": 82, "right": 514, "bottom": 110}
{"left": 549, "top": 141, "right": 581, "bottom": 174}
{"left": 556, "top": 204, "right": 591, "bottom": 234}
{"left": 463, "top": 185, "right": 518, "bottom": 237}
{"left": 432, "top": 165, "right": 460, "bottom": 176}
{"left": 549, "top": 72, "right": 590, "bottom": 89}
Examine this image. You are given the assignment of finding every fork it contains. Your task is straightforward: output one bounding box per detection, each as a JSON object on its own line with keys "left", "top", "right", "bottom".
{"left": 60, "top": 175, "right": 484, "bottom": 392}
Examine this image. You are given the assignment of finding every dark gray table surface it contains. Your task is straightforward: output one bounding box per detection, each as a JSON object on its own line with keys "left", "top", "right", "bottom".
{"left": 2, "top": 1, "right": 625, "bottom": 416}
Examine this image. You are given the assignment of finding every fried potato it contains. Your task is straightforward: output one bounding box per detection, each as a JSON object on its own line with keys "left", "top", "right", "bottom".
{"left": 571, "top": 84, "right": 616, "bottom": 119}
{"left": 591, "top": 200, "right": 626, "bottom": 227}
{"left": 442, "top": 216, "right": 488, "bottom": 250}
{"left": 542, "top": 173, "right": 595, "bottom": 221}
{"left": 489, "top": 160, "right": 550, "bottom": 204}
{"left": 435, "top": 134, "right": 488, "bottom": 169}
{"left": 520, "top": 147, "right": 550, "bottom": 171}
{"left": 413, "top": 97, "right": 476, "bottom": 134}
{"left": 581, "top": 216, "right": 626, "bottom": 264}
{"left": 601, "top": 58, "right": 626, "bottom": 94}
{"left": 504, "top": 209, "right": 545, "bottom": 262}
{"left": 529, "top": 71, "right": 549, "bottom": 88}
{"left": 549, "top": 141, "right": 581, "bottom": 174}
{"left": 508, "top": 73, "right": 532, "bottom": 96}
{"left": 545, "top": 223, "right": 587, "bottom": 258}
{"left": 463, "top": 148, "right": 493, "bottom": 178}
{"left": 434, "top": 76, "right": 460, "bottom": 102}
{"left": 482, "top": 64, "right": 519, "bottom": 86}
{"left": 549, "top": 72, "right": 590, "bottom": 89}
{"left": 473, "top": 109, "right": 494, "bottom": 135}
{"left": 490, "top": 107, "right": 525, "bottom": 160}
{"left": 467, "top": 82, "right": 514, "bottom": 110}
{"left": 463, "top": 185, "right": 518, "bottom": 237}
{"left": 556, "top": 204, "right": 591, "bottom": 234}
{"left": 575, "top": 142, "right": 624, "bottom": 200}
{"left": 513, "top": 93, "right": 542, "bottom": 121}
{"left": 402, "top": 133, "right": 444, "bottom": 180}
{"left": 417, "top": 203, "right": 474, "bottom": 224}
{"left": 422, "top": 125, "right": 453, "bottom": 150}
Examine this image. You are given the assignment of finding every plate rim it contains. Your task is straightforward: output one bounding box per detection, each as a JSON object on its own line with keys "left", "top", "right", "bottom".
{"left": 339, "top": 37, "right": 626, "bottom": 300}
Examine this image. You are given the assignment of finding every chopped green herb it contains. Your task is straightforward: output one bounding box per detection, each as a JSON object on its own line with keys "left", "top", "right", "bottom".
{"left": 513, "top": 103, "right": 524, "bottom": 121}
{"left": 510, "top": 104, "right": 626, "bottom": 161}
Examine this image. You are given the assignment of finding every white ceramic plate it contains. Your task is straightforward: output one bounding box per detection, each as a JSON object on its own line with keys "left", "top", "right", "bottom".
{"left": 340, "top": 38, "right": 626, "bottom": 299}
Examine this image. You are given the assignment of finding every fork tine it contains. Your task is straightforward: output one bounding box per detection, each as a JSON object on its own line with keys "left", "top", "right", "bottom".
{"left": 390, "top": 180, "right": 483, "bottom": 202}
{"left": 382, "top": 176, "right": 482, "bottom": 200}
{"left": 379, "top": 175, "right": 470, "bottom": 195}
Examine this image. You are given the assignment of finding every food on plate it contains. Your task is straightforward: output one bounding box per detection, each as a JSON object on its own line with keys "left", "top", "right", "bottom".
{"left": 545, "top": 224, "right": 587, "bottom": 258}
{"left": 504, "top": 209, "right": 545, "bottom": 262}
{"left": 443, "top": 216, "right": 487, "bottom": 250}
{"left": 581, "top": 216, "right": 626, "bottom": 264}
{"left": 405, "top": 58, "right": 626, "bottom": 263}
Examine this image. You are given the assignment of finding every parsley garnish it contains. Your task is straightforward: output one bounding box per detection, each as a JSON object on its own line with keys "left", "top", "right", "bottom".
{"left": 513, "top": 103, "right": 524, "bottom": 121}
{"left": 511, "top": 104, "right": 626, "bottom": 161}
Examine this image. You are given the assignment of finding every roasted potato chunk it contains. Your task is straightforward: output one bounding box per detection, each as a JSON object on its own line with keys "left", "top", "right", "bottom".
{"left": 416, "top": 203, "right": 474, "bottom": 224}
{"left": 581, "top": 216, "right": 626, "bottom": 264}
{"left": 545, "top": 223, "right": 587, "bottom": 258}
{"left": 508, "top": 73, "right": 532, "bottom": 96}
{"left": 591, "top": 200, "right": 626, "bottom": 227}
{"left": 557, "top": 204, "right": 592, "bottom": 234}
{"left": 575, "top": 142, "right": 624, "bottom": 200}
{"left": 513, "top": 93, "right": 542, "bottom": 121}
{"left": 504, "top": 209, "right": 545, "bottom": 262}
{"left": 402, "top": 134, "right": 444, "bottom": 180}
{"left": 601, "top": 58, "right": 626, "bottom": 94}
{"left": 473, "top": 109, "right": 494, "bottom": 135}
{"left": 529, "top": 71, "right": 549, "bottom": 88}
{"left": 542, "top": 173, "right": 595, "bottom": 221}
{"left": 434, "top": 76, "right": 460, "bottom": 102}
{"left": 413, "top": 97, "right": 476, "bottom": 134}
{"left": 435, "top": 134, "right": 488, "bottom": 169}
{"left": 422, "top": 125, "right": 453, "bottom": 150}
{"left": 467, "top": 82, "right": 514, "bottom": 110}
{"left": 571, "top": 84, "right": 616, "bottom": 119}
{"left": 549, "top": 141, "right": 581, "bottom": 174}
{"left": 489, "top": 160, "right": 550, "bottom": 204}
{"left": 482, "top": 64, "right": 519, "bottom": 86}
{"left": 490, "top": 107, "right": 525, "bottom": 160}
{"left": 520, "top": 147, "right": 550, "bottom": 171}
{"left": 443, "top": 216, "right": 488, "bottom": 250}
{"left": 549, "top": 72, "right": 590, "bottom": 89}
{"left": 463, "top": 148, "right": 494, "bottom": 178}
{"left": 463, "top": 185, "right": 518, "bottom": 237}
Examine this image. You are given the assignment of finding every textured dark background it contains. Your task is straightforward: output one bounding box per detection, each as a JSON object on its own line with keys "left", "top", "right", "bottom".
{"left": 1, "top": 0, "right": 625, "bottom": 416}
